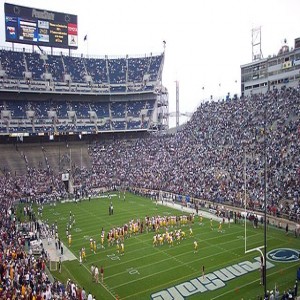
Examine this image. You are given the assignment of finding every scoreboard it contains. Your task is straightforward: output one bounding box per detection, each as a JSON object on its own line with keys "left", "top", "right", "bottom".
{"left": 4, "top": 3, "right": 78, "bottom": 49}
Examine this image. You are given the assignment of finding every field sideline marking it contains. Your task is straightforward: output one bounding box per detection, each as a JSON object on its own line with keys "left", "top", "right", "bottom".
{"left": 93, "top": 230, "right": 246, "bottom": 274}
{"left": 119, "top": 256, "right": 294, "bottom": 300}
{"left": 79, "top": 258, "right": 118, "bottom": 299}
{"left": 70, "top": 227, "right": 267, "bottom": 256}
{"left": 105, "top": 240, "right": 200, "bottom": 281}
{"left": 85, "top": 227, "right": 272, "bottom": 275}
{"left": 210, "top": 263, "right": 299, "bottom": 299}
{"left": 108, "top": 231, "right": 276, "bottom": 297}
{"left": 52, "top": 201, "right": 120, "bottom": 299}
{"left": 55, "top": 199, "right": 266, "bottom": 253}
{"left": 118, "top": 253, "right": 249, "bottom": 300}
{"left": 110, "top": 261, "right": 193, "bottom": 290}
{"left": 91, "top": 240, "right": 249, "bottom": 280}
{"left": 108, "top": 239, "right": 262, "bottom": 289}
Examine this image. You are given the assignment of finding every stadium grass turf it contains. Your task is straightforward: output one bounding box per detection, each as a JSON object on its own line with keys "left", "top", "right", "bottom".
{"left": 24, "top": 192, "right": 299, "bottom": 300}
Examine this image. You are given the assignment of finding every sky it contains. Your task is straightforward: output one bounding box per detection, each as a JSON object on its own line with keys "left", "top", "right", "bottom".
{"left": 1, "top": 0, "right": 300, "bottom": 127}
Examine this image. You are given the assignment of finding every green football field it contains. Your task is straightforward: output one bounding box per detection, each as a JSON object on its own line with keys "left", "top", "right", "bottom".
{"left": 32, "top": 193, "right": 299, "bottom": 300}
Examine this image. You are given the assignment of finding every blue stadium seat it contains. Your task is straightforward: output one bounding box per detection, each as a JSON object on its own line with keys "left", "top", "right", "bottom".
{"left": 108, "top": 58, "right": 127, "bottom": 84}
{"left": 25, "top": 52, "right": 45, "bottom": 80}
{"left": 0, "top": 50, "right": 25, "bottom": 79}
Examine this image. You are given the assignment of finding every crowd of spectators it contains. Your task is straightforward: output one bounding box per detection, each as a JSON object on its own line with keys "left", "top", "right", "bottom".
{"left": 78, "top": 86, "right": 300, "bottom": 222}
{"left": 0, "top": 194, "right": 97, "bottom": 299}
{"left": 1, "top": 86, "right": 300, "bottom": 222}
{"left": 0, "top": 162, "right": 67, "bottom": 207}
{"left": 0, "top": 197, "right": 54, "bottom": 299}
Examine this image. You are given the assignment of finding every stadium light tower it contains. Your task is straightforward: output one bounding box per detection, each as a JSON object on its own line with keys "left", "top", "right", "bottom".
{"left": 175, "top": 80, "right": 179, "bottom": 129}
{"left": 252, "top": 27, "right": 263, "bottom": 61}
{"left": 263, "top": 95, "right": 268, "bottom": 299}
{"left": 167, "top": 80, "right": 192, "bottom": 129}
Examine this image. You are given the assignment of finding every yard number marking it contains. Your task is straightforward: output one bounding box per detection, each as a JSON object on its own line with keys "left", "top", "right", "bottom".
{"left": 127, "top": 267, "right": 140, "bottom": 275}
{"left": 107, "top": 253, "right": 120, "bottom": 261}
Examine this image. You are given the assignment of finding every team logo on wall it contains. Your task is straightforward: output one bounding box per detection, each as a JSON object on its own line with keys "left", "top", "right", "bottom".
{"left": 267, "top": 248, "right": 299, "bottom": 262}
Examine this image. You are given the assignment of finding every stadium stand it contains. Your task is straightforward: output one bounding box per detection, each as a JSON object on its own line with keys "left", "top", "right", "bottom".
{"left": 25, "top": 52, "right": 45, "bottom": 81}
{"left": 108, "top": 58, "right": 127, "bottom": 85}
{"left": 2, "top": 87, "right": 299, "bottom": 222}
{"left": 45, "top": 54, "right": 65, "bottom": 82}
{"left": 84, "top": 57, "right": 108, "bottom": 84}
{"left": 127, "top": 56, "right": 150, "bottom": 83}
{"left": 0, "top": 47, "right": 299, "bottom": 223}
{"left": 62, "top": 55, "right": 86, "bottom": 83}
{"left": 0, "top": 46, "right": 299, "bottom": 299}
{"left": 73, "top": 87, "right": 298, "bottom": 222}
{"left": 0, "top": 87, "right": 299, "bottom": 222}
{"left": 0, "top": 49, "right": 25, "bottom": 79}
{"left": 0, "top": 49, "right": 163, "bottom": 135}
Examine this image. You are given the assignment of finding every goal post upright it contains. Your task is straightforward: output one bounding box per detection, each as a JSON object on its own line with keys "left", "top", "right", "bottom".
{"left": 244, "top": 151, "right": 247, "bottom": 254}
{"left": 243, "top": 150, "right": 265, "bottom": 269}
{"left": 49, "top": 260, "right": 58, "bottom": 271}
{"left": 243, "top": 140, "right": 267, "bottom": 294}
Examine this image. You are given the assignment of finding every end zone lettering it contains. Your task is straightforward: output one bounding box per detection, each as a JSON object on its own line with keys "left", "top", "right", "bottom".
{"left": 151, "top": 257, "right": 274, "bottom": 300}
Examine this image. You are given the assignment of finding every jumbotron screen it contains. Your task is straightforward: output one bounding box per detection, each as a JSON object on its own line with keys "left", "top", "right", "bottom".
{"left": 4, "top": 3, "right": 78, "bottom": 49}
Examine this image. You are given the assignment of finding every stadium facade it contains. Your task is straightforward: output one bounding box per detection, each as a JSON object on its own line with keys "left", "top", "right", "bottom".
{"left": 0, "top": 47, "right": 169, "bottom": 143}
{"left": 241, "top": 37, "right": 300, "bottom": 96}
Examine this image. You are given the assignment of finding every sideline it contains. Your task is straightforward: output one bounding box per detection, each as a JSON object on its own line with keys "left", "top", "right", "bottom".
{"left": 42, "top": 238, "right": 77, "bottom": 262}
{"left": 157, "top": 199, "right": 231, "bottom": 223}
{"left": 157, "top": 198, "right": 299, "bottom": 233}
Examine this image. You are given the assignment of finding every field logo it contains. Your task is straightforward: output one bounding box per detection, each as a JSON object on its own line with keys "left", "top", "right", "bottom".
{"left": 151, "top": 257, "right": 274, "bottom": 300}
{"left": 267, "top": 248, "right": 299, "bottom": 263}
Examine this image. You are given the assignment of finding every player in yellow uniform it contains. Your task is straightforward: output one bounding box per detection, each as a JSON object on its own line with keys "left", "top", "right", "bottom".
{"left": 93, "top": 239, "right": 97, "bottom": 253}
{"left": 79, "top": 249, "right": 82, "bottom": 265}
{"left": 101, "top": 231, "right": 105, "bottom": 249}
{"left": 115, "top": 228, "right": 119, "bottom": 241}
{"left": 116, "top": 240, "right": 120, "bottom": 253}
{"left": 107, "top": 232, "right": 112, "bottom": 247}
{"left": 175, "top": 230, "right": 181, "bottom": 245}
{"left": 181, "top": 230, "right": 186, "bottom": 240}
{"left": 194, "top": 240, "right": 198, "bottom": 253}
{"left": 68, "top": 234, "right": 72, "bottom": 247}
{"left": 157, "top": 234, "right": 163, "bottom": 246}
{"left": 81, "top": 247, "right": 86, "bottom": 262}
{"left": 153, "top": 235, "right": 157, "bottom": 247}
{"left": 134, "top": 223, "right": 139, "bottom": 235}
{"left": 184, "top": 215, "right": 188, "bottom": 225}
{"left": 155, "top": 224, "right": 159, "bottom": 233}
{"left": 189, "top": 227, "right": 193, "bottom": 238}
{"left": 199, "top": 213, "right": 203, "bottom": 225}
{"left": 90, "top": 238, "right": 93, "bottom": 252}
{"left": 119, "top": 227, "right": 124, "bottom": 242}
{"left": 165, "top": 231, "right": 169, "bottom": 244}
{"left": 169, "top": 234, "right": 174, "bottom": 247}
{"left": 120, "top": 242, "right": 124, "bottom": 255}
{"left": 218, "top": 221, "right": 223, "bottom": 233}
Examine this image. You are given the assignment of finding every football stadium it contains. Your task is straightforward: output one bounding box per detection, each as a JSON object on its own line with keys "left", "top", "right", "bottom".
{"left": 0, "top": 2, "right": 300, "bottom": 300}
